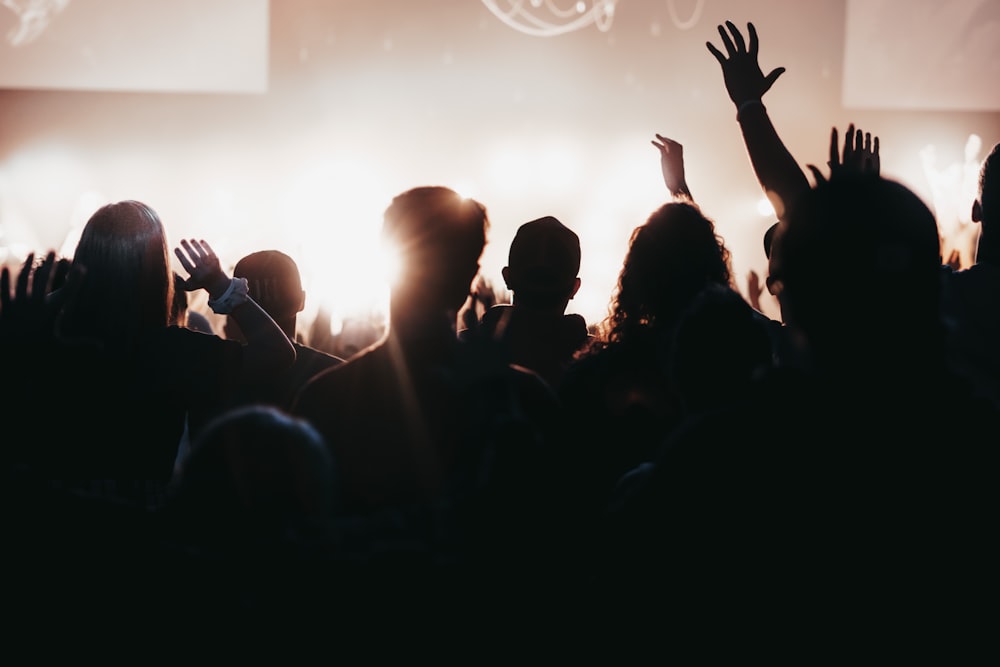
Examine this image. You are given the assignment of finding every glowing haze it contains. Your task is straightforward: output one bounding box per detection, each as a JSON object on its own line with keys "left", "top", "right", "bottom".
{"left": 1, "top": 0, "right": 997, "bottom": 332}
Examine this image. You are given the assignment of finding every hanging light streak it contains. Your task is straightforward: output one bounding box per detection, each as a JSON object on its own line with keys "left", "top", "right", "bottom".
{"left": 481, "top": 0, "right": 618, "bottom": 38}
{"left": 481, "top": 0, "right": 706, "bottom": 37}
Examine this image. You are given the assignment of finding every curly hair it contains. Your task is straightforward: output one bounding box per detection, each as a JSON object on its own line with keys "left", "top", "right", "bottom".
{"left": 597, "top": 201, "right": 733, "bottom": 347}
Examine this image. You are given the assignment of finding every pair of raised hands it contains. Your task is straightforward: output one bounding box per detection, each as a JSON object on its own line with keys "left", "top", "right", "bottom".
{"left": 1, "top": 238, "right": 237, "bottom": 339}
{"left": 651, "top": 120, "right": 880, "bottom": 200}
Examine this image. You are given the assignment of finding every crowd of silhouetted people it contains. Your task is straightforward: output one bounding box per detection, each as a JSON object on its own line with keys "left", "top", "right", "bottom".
{"left": 2, "top": 20, "right": 998, "bottom": 640}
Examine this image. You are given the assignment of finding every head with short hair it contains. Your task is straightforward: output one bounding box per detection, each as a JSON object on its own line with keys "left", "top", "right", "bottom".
{"left": 503, "top": 215, "right": 581, "bottom": 308}
{"left": 169, "top": 404, "right": 337, "bottom": 538}
{"left": 232, "top": 250, "right": 305, "bottom": 337}
{"left": 382, "top": 186, "right": 489, "bottom": 314}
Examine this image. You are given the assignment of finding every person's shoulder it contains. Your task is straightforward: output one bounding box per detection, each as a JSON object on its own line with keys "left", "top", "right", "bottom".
{"left": 294, "top": 344, "right": 380, "bottom": 401}
{"left": 293, "top": 342, "right": 345, "bottom": 367}
{"left": 559, "top": 313, "right": 590, "bottom": 343}
{"left": 482, "top": 304, "right": 514, "bottom": 326}
{"left": 146, "top": 325, "right": 236, "bottom": 355}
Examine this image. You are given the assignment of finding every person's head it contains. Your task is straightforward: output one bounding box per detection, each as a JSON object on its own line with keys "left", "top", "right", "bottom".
{"left": 381, "top": 186, "right": 489, "bottom": 319}
{"left": 603, "top": 201, "right": 732, "bottom": 345}
{"left": 778, "top": 174, "right": 943, "bottom": 368}
{"left": 169, "top": 405, "right": 337, "bottom": 540}
{"left": 61, "top": 200, "right": 173, "bottom": 346}
{"left": 229, "top": 250, "right": 305, "bottom": 340}
{"left": 972, "top": 141, "right": 998, "bottom": 261}
{"left": 502, "top": 216, "right": 581, "bottom": 310}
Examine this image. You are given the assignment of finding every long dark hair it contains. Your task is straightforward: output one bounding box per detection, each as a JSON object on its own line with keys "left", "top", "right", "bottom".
{"left": 597, "top": 201, "right": 732, "bottom": 348}
{"left": 59, "top": 200, "right": 174, "bottom": 352}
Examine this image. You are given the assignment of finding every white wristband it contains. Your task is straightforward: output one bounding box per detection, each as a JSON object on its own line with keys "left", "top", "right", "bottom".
{"left": 207, "top": 277, "right": 249, "bottom": 314}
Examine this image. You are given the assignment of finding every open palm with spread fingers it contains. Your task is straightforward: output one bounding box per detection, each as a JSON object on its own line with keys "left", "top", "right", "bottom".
{"left": 174, "top": 239, "right": 231, "bottom": 298}
{"left": 706, "top": 21, "right": 786, "bottom": 107}
{"left": 807, "top": 124, "right": 881, "bottom": 184}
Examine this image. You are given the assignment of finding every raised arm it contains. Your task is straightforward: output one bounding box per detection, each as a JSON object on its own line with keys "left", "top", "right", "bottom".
{"left": 651, "top": 134, "right": 693, "bottom": 201}
{"left": 706, "top": 21, "right": 809, "bottom": 220}
{"left": 174, "top": 239, "right": 295, "bottom": 380}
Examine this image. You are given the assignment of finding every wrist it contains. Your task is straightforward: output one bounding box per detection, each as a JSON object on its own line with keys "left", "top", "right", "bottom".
{"left": 208, "top": 277, "right": 250, "bottom": 315}
{"left": 207, "top": 275, "right": 232, "bottom": 301}
{"left": 736, "top": 99, "right": 765, "bottom": 122}
{"left": 672, "top": 182, "right": 692, "bottom": 198}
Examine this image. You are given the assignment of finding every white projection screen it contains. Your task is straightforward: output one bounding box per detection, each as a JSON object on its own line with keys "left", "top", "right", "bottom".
{"left": 843, "top": 0, "right": 1000, "bottom": 111}
{"left": 0, "top": 0, "right": 269, "bottom": 93}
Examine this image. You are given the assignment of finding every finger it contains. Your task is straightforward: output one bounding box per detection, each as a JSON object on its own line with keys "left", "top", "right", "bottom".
{"left": 872, "top": 137, "right": 881, "bottom": 174}
{"left": 717, "top": 24, "right": 736, "bottom": 56}
{"left": 199, "top": 240, "right": 217, "bottom": 259}
{"left": 747, "top": 22, "right": 759, "bottom": 58}
{"left": 843, "top": 124, "right": 855, "bottom": 159}
{"left": 33, "top": 251, "right": 56, "bottom": 303}
{"left": 763, "top": 67, "right": 785, "bottom": 90}
{"left": 854, "top": 128, "right": 863, "bottom": 156}
{"left": 174, "top": 246, "right": 195, "bottom": 274}
{"left": 726, "top": 21, "right": 746, "bottom": 53}
{"left": 864, "top": 132, "right": 872, "bottom": 155}
{"left": 16, "top": 253, "right": 34, "bottom": 301}
{"left": 829, "top": 127, "right": 839, "bottom": 166}
{"left": 706, "top": 41, "right": 726, "bottom": 64}
{"left": 806, "top": 164, "right": 827, "bottom": 184}
{"left": 190, "top": 239, "right": 210, "bottom": 259}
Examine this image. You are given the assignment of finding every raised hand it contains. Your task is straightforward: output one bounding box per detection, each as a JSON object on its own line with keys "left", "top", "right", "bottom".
{"left": 0, "top": 251, "right": 57, "bottom": 341}
{"left": 651, "top": 134, "right": 691, "bottom": 199}
{"left": 706, "top": 21, "right": 786, "bottom": 108}
{"left": 174, "top": 239, "right": 231, "bottom": 299}
{"left": 830, "top": 123, "right": 880, "bottom": 175}
{"left": 746, "top": 268, "right": 765, "bottom": 313}
{"left": 807, "top": 124, "right": 881, "bottom": 184}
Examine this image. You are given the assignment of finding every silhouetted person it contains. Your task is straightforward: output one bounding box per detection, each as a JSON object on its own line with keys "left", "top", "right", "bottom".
{"left": 292, "top": 186, "right": 559, "bottom": 519}
{"left": 225, "top": 249, "right": 344, "bottom": 411}
{"left": 6, "top": 200, "right": 295, "bottom": 506}
{"left": 599, "top": 171, "right": 999, "bottom": 639}
{"left": 154, "top": 404, "right": 338, "bottom": 618}
{"left": 559, "top": 193, "right": 735, "bottom": 517}
{"left": 472, "top": 215, "right": 590, "bottom": 391}
{"left": 942, "top": 140, "right": 1000, "bottom": 406}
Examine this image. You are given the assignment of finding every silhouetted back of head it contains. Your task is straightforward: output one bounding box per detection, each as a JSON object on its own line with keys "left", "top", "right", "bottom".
{"left": 779, "top": 174, "right": 943, "bottom": 365}
{"left": 505, "top": 215, "right": 581, "bottom": 306}
{"left": 382, "top": 186, "right": 489, "bottom": 312}
{"left": 233, "top": 250, "right": 305, "bottom": 322}
{"left": 606, "top": 201, "right": 731, "bottom": 344}
{"left": 169, "top": 405, "right": 336, "bottom": 538}
{"left": 61, "top": 200, "right": 173, "bottom": 348}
